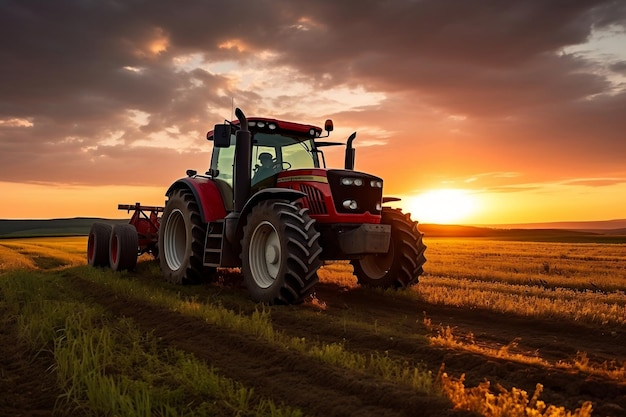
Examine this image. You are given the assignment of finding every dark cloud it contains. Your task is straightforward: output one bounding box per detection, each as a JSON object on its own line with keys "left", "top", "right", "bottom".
{"left": 609, "top": 60, "right": 626, "bottom": 73}
{"left": 0, "top": 0, "right": 625, "bottom": 189}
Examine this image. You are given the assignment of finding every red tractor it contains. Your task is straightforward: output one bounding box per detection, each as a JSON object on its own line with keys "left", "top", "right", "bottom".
{"left": 87, "top": 108, "right": 426, "bottom": 304}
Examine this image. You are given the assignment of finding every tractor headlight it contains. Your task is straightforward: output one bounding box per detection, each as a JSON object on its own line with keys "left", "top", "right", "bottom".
{"left": 341, "top": 177, "right": 363, "bottom": 186}
{"left": 370, "top": 180, "right": 382, "bottom": 188}
{"left": 342, "top": 200, "right": 358, "bottom": 210}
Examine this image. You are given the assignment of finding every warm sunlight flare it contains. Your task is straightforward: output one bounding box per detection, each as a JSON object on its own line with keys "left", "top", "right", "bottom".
{"left": 406, "top": 189, "right": 478, "bottom": 224}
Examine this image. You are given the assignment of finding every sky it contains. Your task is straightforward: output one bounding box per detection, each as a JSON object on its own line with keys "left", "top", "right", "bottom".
{"left": 1, "top": 0, "right": 625, "bottom": 224}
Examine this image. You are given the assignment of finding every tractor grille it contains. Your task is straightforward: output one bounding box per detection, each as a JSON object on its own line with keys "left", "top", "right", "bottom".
{"left": 327, "top": 170, "right": 383, "bottom": 215}
{"left": 300, "top": 184, "right": 327, "bottom": 215}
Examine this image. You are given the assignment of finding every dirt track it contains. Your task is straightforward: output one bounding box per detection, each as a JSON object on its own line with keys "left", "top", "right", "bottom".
{"left": 2, "top": 267, "right": 625, "bottom": 417}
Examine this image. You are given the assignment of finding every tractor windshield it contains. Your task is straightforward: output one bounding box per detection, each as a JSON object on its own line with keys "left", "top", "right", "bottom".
{"left": 252, "top": 132, "right": 319, "bottom": 171}
{"left": 210, "top": 131, "right": 320, "bottom": 188}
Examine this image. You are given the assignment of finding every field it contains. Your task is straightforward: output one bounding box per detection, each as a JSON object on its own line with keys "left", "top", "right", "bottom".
{"left": 1, "top": 236, "right": 625, "bottom": 416}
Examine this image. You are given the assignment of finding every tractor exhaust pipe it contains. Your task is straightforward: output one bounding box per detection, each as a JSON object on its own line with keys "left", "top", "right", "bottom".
{"left": 345, "top": 132, "right": 356, "bottom": 170}
{"left": 233, "top": 108, "right": 251, "bottom": 213}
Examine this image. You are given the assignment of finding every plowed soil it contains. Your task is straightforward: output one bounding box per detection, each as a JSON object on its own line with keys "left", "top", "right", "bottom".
{"left": 2, "top": 266, "right": 625, "bottom": 417}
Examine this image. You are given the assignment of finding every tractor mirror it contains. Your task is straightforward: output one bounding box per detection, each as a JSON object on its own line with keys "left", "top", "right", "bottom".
{"left": 212, "top": 124, "right": 232, "bottom": 148}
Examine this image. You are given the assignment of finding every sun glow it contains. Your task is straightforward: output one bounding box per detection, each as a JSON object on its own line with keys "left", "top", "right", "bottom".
{"left": 405, "top": 189, "right": 478, "bottom": 224}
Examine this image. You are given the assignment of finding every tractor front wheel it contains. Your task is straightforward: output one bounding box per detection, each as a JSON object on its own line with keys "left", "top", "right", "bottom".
{"left": 241, "top": 200, "right": 322, "bottom": 304}
{"left": 351, "top": 208, "right": 426, "bottom": 288}
{"left": 159, "top": 189, "right": 213, "bottom": 284}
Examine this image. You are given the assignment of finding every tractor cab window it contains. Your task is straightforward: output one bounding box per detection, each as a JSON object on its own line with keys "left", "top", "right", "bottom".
{"left": 281, "top": 140, "right": 319, "bottom": 169}
{"left": 210, "top": 133, "right": 236, "bottom": 188}
{"left": 210, "top": 131, "right": 321, "bottom": 188}
{"left": 251, "top": 133, "right": 319, "bottom": 186}
{"left": 253, "top": 133, "right": 319, "bottom": 169}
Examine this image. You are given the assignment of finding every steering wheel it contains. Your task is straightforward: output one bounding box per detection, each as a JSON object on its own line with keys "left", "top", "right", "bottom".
{"left": 272, "top": 160, "right": 291, "bottom": 171}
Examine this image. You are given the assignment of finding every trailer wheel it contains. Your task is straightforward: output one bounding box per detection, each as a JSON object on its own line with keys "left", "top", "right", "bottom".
{"left": 351, "top": 208, "right": 426, "bottom": 288}
{"left": 109, "top": 224, "right": 139, "bottom": 271}
{"left": 241, "top": 200, "right": 322, "bottom": 304}
{"left": 159, "top": 189, "right": 212, "bottom": 284}
{"left": 87, "top": 222, "right": 112, "bottom": 267}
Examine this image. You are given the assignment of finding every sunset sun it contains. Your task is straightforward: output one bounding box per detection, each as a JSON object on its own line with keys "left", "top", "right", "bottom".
{"left": 406, "top": 189, "right": 478, "bottom": 224}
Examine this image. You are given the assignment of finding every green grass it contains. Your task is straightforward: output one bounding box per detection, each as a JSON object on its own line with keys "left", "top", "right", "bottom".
{"left": 77, "top": 265, "right": 438, "bottom": 395}
{"left": 3, "top": 235, "right": 622, "bottom": 417}
{"left": 1, "top": 269, "right": 303, "bottom": 417}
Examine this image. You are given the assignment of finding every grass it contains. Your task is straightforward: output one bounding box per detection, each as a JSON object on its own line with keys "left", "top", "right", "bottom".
{"left": 416, "top": 276, "right": 626, "bottom": 326}
{"left": 423, "top": 238, "right": 626, "bottom": 292}
{"left": 318, "top": 239, "right": 626, "bottom": 327}
{"left": 424, "top": 317, "right": 626, "bottom": 382}
{"left": 440, "top": 373, "right": 593, "bottom": 417}
{"left": 0, "top": 237, "right": 86, "bottom": 272}
{"left": 413, "top": 238, "right": 626, "bottom": 327}
{"left": 1, "top": 269, "right": 303, "bottom": 417}
{"left": 77, "top": 265, "right": 438, "bottom": 395}
{"left": 3, "top": 236, "right": 624, "bottom": 416}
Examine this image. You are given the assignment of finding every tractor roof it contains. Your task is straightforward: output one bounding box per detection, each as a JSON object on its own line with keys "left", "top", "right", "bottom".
{"left": 207, "top": 117, "right": 324, "bottom": 140}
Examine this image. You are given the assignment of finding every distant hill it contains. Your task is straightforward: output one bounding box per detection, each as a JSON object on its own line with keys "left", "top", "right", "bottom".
{"left": 476, "top": 219, "right": 626, "bottom": 231}
{"left": 420, "top": 223, "right": 626, "bottom": 243}
{"left": 0, "top": 218, "right": 127, "bottom": 238}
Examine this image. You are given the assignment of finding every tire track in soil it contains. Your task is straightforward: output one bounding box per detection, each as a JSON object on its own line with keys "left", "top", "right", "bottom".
{"left": 303, "top": 284, "right": 626, "bottom": 417}
{"left": 66, "top": 275, "right": 469, "bottom": 417}
{"left": 123, "top": 268, "right": 626, "bottom": 416}
{"left": 0, "top": 309, "right": 62, "bottom": 417}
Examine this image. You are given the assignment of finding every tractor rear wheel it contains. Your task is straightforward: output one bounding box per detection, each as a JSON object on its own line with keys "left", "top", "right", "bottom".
{"left": 241, "top": 200, "right": 322, "bottom": 304}
{"left": 159, "top": 189, "right": 214, "bottom": 284}
{"left": 109, "top": 224, "right": 139, "bottom": 271}
{"left": 87, "top": 222, "right": 112, "bottom": 267}
{"left": 351, "top": 208, "right": 426, "bottom": 288}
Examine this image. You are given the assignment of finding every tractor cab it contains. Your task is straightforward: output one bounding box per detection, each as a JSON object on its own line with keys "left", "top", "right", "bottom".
{"left": 207, "top": 117, "right": 331, "bottom": 191}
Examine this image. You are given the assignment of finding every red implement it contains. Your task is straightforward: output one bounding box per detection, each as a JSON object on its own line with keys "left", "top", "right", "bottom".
{"left": 118, "top": 203, "right": 163, "bottom": 257}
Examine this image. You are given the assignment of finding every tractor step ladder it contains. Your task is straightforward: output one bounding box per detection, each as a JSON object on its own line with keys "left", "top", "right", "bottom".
{"left": 204, "top": 220, "right": 224, "bottom": 267}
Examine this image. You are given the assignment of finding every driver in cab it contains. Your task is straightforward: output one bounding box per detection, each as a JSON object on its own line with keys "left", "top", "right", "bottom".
{"left": 252, "top": 152, "right": 275, "bottom": 185}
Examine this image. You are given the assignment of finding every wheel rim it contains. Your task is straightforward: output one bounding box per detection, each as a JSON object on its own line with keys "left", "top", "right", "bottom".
{"left": 248, "top": 221, "right": 281, "bottom": 289}
{"left": 111, "top": 233, "right": 119, "bottom": 264}
{"left": 163, "top": 209, "right": 187, "bottom": 271}
{"left": 359, "top": 242, "right": 394, "bottom": 280}
{"left": 87, "top": 234, "right": 95, "bottom": 261}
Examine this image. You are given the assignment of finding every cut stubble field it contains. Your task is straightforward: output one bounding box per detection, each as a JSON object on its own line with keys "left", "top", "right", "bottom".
{"left": 1, "top": 236, "right": 625, "bottom": 417}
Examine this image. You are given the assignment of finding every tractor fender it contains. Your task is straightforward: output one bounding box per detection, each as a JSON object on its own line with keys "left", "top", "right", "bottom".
{"left": 229, "top": 188, "right": 306, "bottom": 245}
{"left": 165, "top": 177, "right": 228, "bottom": 223}
{"left": 240, "top": 187, "right": 306, "bottom": 220}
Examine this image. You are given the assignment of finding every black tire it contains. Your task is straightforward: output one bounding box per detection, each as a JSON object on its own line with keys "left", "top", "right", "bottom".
{"left": 109, "top": 224, "right": 139, "bottom": 271}
{"left": 87, "top": 222, "right": 112, "bottom": 267}
{"left": 159, "top": 189, "right": 213, "bottom": 284}
{"left": 351, "top": 208, "right": 426, "bottom": 288}
{"left": 241, "top": 200, "right": 322, "bottom": 304}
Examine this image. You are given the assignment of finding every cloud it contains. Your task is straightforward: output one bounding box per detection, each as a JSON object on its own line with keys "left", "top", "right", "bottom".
{"left": 0, "top": 0, "right": 625, "bottom": 193}
{"left": 563, "top": 177, "right": 626, "bottom": 187}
